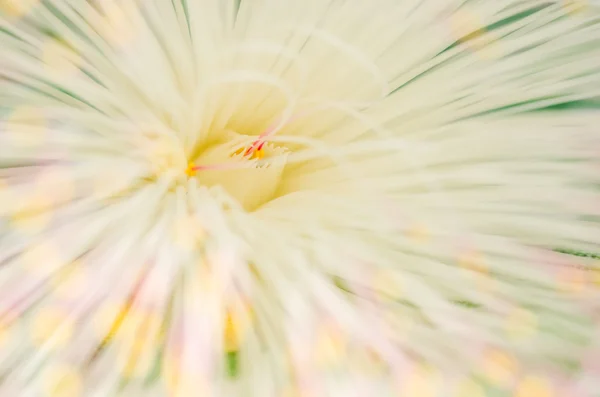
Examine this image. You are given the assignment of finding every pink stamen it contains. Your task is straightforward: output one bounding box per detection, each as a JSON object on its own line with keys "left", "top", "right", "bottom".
{"left": 244, "top": 113, "right": 302, "bottom": 156}
{"left": 244, "top": 142, "right": 259, "bottom": 156}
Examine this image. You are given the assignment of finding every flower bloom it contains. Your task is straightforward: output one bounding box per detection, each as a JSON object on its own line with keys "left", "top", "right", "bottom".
{"left": 1, "top": 0, "right": 600, "bottom": 396}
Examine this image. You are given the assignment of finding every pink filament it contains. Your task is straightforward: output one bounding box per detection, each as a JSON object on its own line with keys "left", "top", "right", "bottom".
{"left": 191, "top": 163, "right": 247, "bottom": 172}
{"left": 244, "top": 111, "right": 305, "bottom": 156}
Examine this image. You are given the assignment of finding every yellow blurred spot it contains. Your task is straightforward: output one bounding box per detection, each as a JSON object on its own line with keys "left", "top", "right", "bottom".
{"left": 137, "top": 131, "right": 187, "bottom": 179}
{"left": 223, "top": 305, "right": 253, "bottom": 353}
{"left": 515, "top": 376, "right": 554, "bottom": 397}
{"left": 223, "top": 310, "right": 240, "bottom": 353}
{"left": 51, "top": 261, "right": 88, "bottom": 301}
{"left": 4, "top": 107, "right": 47, "bottom": 147}
{"left": 41, "top": 40, "right": 81, "bottom": 77}
{"left": 449, "top": 10, "right": 503, "bottom": 60}
{"left": 0, "top": 0, "right": 40, "bottom": 17}
{"left": 36, "top": 167, "right": 76, "bottom": 206}
{"left": 402, "top": 365, "right": 440, "bottom": 397}
{"left": 482, "top": 349, "right": 518, "bottom": 388}
{"left": 150, "top": 148, "right": 186, "bottom": 177}
{"left": 116, "top": 310, "right": 145, "bottom": 339}
{"left": 315, "top": 322, "right": 346, "bottom": 367}
{"left": 162, "top": 354, "right": 180, "bottom": 392}
{"left": 373, "top": 269, "right": 403, "bottom": 300}
{"left": 93, "top": 302, "right": 131, "bottom": 342}
{"left": 563, "top": 0, "right": 589, "bottom": 14}
{"left": 20, "top": 240, "right": 62, "bottom": 275}
{"left": 99, "top": 2, "right": 139, "bottom": 48}
{"left": 248, "top": 263, "right": 263, "bottom": 282}
{"left": 172, "top": 375, "right": 211, "bottom": 397}
{"left": 558, "top": 267, "right": 587, "bottom": 295}
{"left": 42, "top": 364, "right": 82, "bottom": 397}
{"left": 30, "top": 307, "right": 74, "bottom": 348}
{"left": 459, "top": 251, "right": 487, "bottom": 273}
{"left": 11, "top": 190, "right": 54, "bottom": 233}
{"left": 281, "top": 386, "right": 302, "bottom": 397}
{"left": 96, "top": 304, "right": 161, "bottom": 354}
{"left": 0, "top": 320, "right": 11, "bottom": 348}
{"left": 407, "top": 223, "right": 429, "bottom": 243}
{"left": 455, "top": 379, "right": 486, "bottom": 397}
{"left": 505, "top": 308, "right": 538, "bottom": 341}
{"left": 474, "top": 272, "right": 495, "bottom": 294}
{"left": 197, "top": 262, "right": 218, "bottom": 295}
{"left": 450, "top": 10, "right": 487, "bottom": 45}
{"left": 172, "top": 216, "right": 205, "bottom": 251}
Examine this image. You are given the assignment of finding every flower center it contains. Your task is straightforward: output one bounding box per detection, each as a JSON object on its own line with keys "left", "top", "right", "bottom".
{"left": 186, "top": 130, "right": 289, "bottom": 211}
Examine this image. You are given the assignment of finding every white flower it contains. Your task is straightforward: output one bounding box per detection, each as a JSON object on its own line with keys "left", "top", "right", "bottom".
{"left": 1, "top": 0, "right": 600, "bottom": 396}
